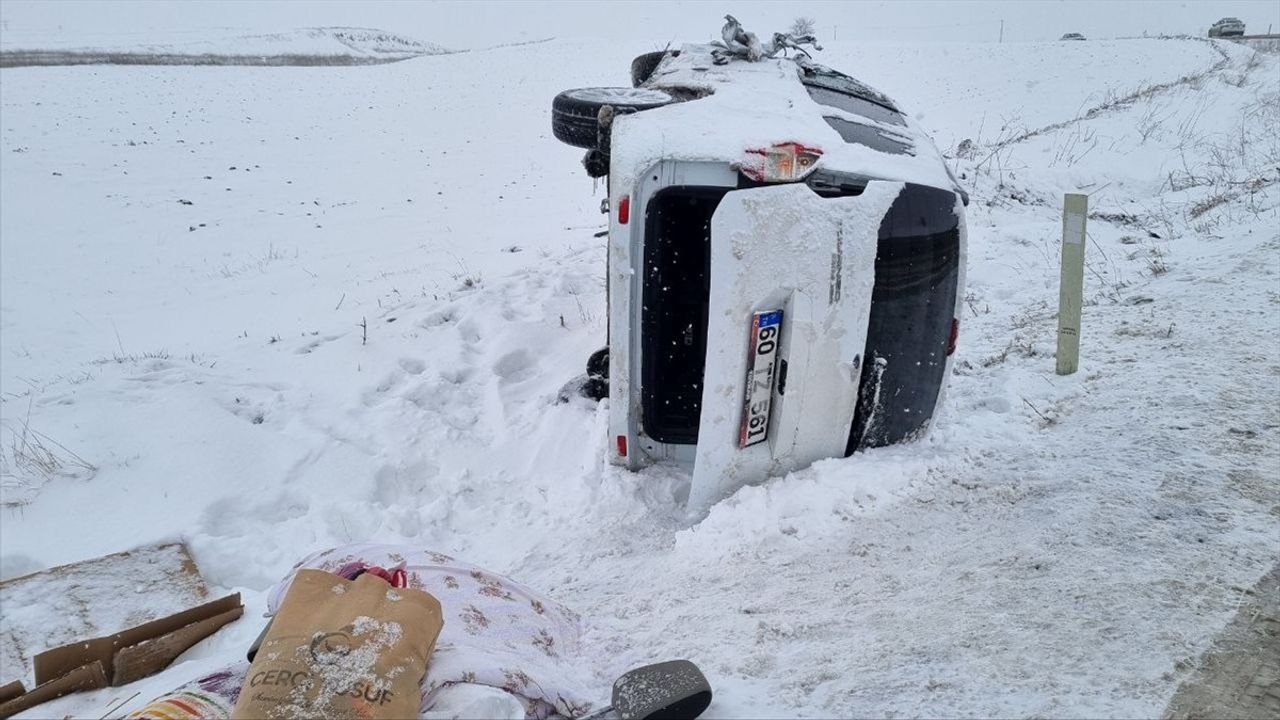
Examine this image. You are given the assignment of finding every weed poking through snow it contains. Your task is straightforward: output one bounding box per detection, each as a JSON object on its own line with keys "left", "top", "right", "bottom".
{"left": 0, "top": 403, "right": 96, "bottom": 506}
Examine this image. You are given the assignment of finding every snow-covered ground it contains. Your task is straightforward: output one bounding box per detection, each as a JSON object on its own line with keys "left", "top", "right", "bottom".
{"left": 1, "top": 34, "right": 1277, "bottom": 718}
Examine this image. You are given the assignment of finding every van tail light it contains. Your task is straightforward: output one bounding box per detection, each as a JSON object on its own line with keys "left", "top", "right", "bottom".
{"left": 741, "top": 142, "right": 822, "bottom": 182}
{"left": 947, "top": 318, "right": 959, "bottom": 356}
{"left": 618, "top": 195, "right": 630, "bottom": 225}
{"left": 616, "top": 435, "right": 628, "bottom": 457}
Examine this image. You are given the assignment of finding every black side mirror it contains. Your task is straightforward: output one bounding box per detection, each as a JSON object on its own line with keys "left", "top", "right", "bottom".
{"left": 612, "top": 659, "right": 712, "bottom": 720}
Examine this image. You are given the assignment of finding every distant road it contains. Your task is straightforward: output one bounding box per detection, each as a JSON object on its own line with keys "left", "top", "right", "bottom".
{"left": 1230, "top": 35, "right": 1280, "bottom": 53}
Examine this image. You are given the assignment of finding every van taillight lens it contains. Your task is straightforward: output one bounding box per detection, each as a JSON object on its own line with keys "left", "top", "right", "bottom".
{"left": 616, "top": 435, "right": 628, "bottom": 457}
{"left": 742, "top": 142, "right": 822, "bottom": 182}
{"left": 618, "top": 195, "right": 630, "bottom": 225}
{"left": 947, "top": 318, "right": 959, "bottom": 356}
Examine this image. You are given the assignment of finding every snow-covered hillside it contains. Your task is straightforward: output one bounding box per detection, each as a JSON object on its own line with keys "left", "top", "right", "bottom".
{"left": 0, "top": 26, "right": 450, "bottom": 65}
{"left": 0, "top": 36, "right": 1277, "bottom": 718}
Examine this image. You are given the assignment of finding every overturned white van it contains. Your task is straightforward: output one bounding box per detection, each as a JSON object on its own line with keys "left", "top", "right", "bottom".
{"left": 552, "top": 40, "right": 968, "bottom": 512}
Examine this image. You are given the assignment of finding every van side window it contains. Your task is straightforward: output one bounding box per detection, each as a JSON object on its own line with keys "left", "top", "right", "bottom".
{"left": 804, "top": 85, "right": 907, "bottom": 127}
{"left": 822, "top": 117, "right": 915, "bottom": 155}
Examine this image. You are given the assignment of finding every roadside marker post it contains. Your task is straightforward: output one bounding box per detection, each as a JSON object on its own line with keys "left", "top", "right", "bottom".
{"left": 1057, "top": 193, "right": 1087, "bottom": 375}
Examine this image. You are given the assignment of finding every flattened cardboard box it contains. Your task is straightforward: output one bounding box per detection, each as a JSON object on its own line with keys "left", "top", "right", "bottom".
{"left": 0, "top": 682, "right": 23, "bottom": 705}
{"left": 35, "top": 593, "right": 243, "bottom": 686}
{"left": 0, "top": 663, "right": 106, "bottom": 719}
{"left": 0, "top": 594, "right": 242, "bottom": 719}
{"left": 0, "top": 542, "right": 209, "bottom": 688}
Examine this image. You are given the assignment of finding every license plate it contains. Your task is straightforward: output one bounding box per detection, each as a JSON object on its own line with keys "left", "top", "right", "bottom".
{"left": 739, "top": 309, "right": 782, "bottom": 448}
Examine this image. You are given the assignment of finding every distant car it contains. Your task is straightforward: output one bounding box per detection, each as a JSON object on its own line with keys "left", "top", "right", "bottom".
{"left": 1060, "top": 33, "right": 1087, "bottom": 41}
{"left": 550, "top": 38, "right": 968, "bottom": 510}
{"left": 1208, "top": 18, "right": 1246, "bottom": 38}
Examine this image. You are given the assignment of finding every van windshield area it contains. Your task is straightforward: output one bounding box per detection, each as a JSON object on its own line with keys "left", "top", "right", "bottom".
{"left": 800, "top": 67, "right": 904, "bottom": 125}
{"left": 805, "top": 85, "right": 906, "bottom": 127}
{"left": 848, "top": 183, "right": 961, "bottom": 453}
{"left": 823, "top": 117, "right": 915, "bottom": 155}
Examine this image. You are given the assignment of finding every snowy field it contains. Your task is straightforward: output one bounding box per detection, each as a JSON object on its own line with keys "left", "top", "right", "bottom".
{"left": 1, "top": 34, "right": 1278, "bottom": 718}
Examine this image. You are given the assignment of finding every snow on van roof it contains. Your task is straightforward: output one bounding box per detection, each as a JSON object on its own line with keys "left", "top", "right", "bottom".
{"left": 609, "top": 43, "right": 958, "bottom": 194}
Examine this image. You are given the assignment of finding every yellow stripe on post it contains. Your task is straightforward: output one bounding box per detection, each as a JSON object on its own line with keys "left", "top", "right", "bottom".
{"left": 1057, "top": 193, "right": 1087, "bottom": 375}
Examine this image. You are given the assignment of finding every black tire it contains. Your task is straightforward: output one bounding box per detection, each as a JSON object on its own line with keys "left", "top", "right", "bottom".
{"left": 582, "top": 346, "right": 609, "bottom": 401}
{"left": 631, "top": 51, "right": 668, "bottom": 87}
{"left": 551, "top": 87, "right": 673, "bottom": 149}
{"left": 586, "top": 347, "right": 609, "bottom": 378}
{"left": 582, "top": 148, "right": 609, "bottom": 179}
{"left": 582, "top": 376, "right": 609, "bottom": 401}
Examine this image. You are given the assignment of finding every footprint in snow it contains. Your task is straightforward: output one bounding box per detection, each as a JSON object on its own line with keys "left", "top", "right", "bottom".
{"left": 362, "top": 369, "right": 406, "bottom": 406}
{"left": 398, "top": 357, "right": 427, "bottom": 375}
{"left": 372, "top": 459, "right": 440, "bottom": 507}
{"left": 493, "top": 349, "right": 537, "bottom": 383}
{"left": 439, "top": 367, "right": 472, "bottom": 385}
{"left": 418, "top": 307, "right": 458, "bottom": 329}
{"left": 455, "top": 318, "right": 483, "bottom": 346}
{"left": 295, "top": 334, "right": 341, "bottom": 355}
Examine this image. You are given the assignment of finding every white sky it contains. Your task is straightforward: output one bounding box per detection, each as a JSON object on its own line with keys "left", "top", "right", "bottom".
{"left": 1, "top": 0, "right": 1278, "bottom": 47}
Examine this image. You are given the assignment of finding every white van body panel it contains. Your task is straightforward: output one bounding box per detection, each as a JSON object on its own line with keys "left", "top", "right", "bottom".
{"left": 687, "top": 182, "right": 902, "bottom": 511}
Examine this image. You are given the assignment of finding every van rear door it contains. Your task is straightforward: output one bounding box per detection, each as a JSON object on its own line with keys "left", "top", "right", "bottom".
{"left": 688, "top": 181, "right": 903, "bottom": 512}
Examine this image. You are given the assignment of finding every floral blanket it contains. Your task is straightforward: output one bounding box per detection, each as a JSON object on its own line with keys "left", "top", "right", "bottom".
{"left": 268, "top": 544, "right": 595, "bottom": 719}
{"left": 129, "top": 544, "right": 595, "bottom": 719}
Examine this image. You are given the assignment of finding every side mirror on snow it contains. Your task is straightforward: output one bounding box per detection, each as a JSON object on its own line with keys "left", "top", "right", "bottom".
{"left": 578, "top": 659, "right": 712, "bottom": 720}
{"left": 612, "top": 660, "right": 713, "bottom": 720}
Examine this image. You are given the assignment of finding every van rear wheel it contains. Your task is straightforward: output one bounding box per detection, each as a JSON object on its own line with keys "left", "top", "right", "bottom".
{"left": 551, "top": 88, "right": 673, "bottom": 149}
